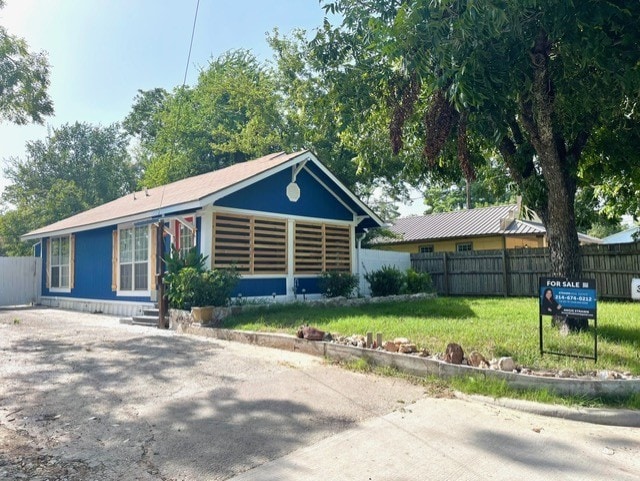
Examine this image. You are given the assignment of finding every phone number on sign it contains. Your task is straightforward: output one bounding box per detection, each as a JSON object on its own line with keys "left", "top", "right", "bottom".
{"left": 556, "top": 295, "right": 593, "bottom": 303}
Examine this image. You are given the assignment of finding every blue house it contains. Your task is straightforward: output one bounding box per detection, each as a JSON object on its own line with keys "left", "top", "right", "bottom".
{"left": 22, "top": 151, "right": 384, "bottom": 316}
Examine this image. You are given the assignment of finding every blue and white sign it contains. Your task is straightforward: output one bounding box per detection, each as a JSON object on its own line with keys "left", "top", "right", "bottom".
{"left": 632, "top": 278, "right": 640, "bottom": 301}
{"left": 539, "top": 277, "right": 596, "bottom": 319}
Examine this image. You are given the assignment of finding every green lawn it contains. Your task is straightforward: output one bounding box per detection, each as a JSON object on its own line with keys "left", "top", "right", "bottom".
{"left": 223, "top": 297, "right": 640, "bottom": 376}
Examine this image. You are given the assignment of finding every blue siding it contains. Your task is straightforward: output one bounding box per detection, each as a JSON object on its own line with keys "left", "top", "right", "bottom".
{"left": 294, "top": 277, "right": 321, "bottom": 295}
{"left": 232, "top": 278, "right": 287, "bottom": 297}
{"left": 215, "top": 168, "right": 353, "bottom": 221}
{"left": 42, "top": 227, "right": 150, "bottom": 302}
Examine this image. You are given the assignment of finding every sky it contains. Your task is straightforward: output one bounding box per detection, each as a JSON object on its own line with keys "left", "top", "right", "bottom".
{"left": 0, "top": 0, "right": 424, "bottom": 216}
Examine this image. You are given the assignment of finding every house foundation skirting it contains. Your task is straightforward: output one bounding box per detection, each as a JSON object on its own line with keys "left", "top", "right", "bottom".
{"left": 39, "top": 296, "right": 155, "bottom": 318}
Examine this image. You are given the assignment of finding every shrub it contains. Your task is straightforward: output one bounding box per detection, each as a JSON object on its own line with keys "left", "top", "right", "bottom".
{"left": 196, "top": 268, "right": 241, "bottom": 307}
{"left": 405, "top": 268, "right": 433, "bottom": 294}
{"left": 164, "top": 244, "right": 240, "bottom": 309}
{"left": 166, "top": 266, "right": 201, "bottom": 309}
{"left": 318, "top": 271, "right": 359, "bottom": 298}
{"left": 364, "top": 265, "right": 405, "bottom": 297}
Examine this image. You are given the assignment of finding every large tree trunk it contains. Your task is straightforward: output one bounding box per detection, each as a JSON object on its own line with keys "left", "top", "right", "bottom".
{"left": 524, "top": 31, "right": 582, "bottom": 279}
{"left": 523, "top": 31, "right": 584, "bottom": 333}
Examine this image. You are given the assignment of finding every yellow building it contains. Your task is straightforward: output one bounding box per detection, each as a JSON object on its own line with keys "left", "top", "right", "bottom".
{"left": 376, "top": 204, "right": 600, "bottom": 253}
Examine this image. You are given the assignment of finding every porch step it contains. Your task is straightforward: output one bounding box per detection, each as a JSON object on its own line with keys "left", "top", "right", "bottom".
{"left": 119, "top": 308, "right": 167, "bottom": 327}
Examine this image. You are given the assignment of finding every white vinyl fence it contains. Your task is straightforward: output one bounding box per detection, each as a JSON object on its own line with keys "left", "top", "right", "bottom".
{"left": 0, "top": 257, "right": 41, "bottom": 307}
{"left": 358, "top": 249, "right": 411, "bottom": 297}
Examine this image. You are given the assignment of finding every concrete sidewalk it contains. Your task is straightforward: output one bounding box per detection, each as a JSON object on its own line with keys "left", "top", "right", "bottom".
{"left": 230, "top": 396, "right": 640, "bottom": 481}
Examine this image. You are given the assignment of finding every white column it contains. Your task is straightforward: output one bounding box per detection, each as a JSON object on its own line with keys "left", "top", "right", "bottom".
{"left": 286, "top": 218, "right": 295, "bottom": 299}
{"left": 200, "top": 208, "right": 214, "bottom": 269}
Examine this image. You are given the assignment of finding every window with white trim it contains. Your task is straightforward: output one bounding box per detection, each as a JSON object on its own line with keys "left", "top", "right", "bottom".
{"left": 179, "top": 222, "right": 195, "bottom": 258}
{"left": 419, "top": 245, "right": 434, "bottom": 253}
{"left": 456, "top": 242, "right": 473, "bottom": 252}
{"left": 119, "top": 226, "right": 149, "bottom": 291}
{"left": 50, "top": 236, "right": 70, "bottom": 289}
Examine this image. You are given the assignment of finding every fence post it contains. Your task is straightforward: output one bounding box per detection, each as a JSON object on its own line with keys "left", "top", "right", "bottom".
{"left": 502, "top": 249, "right": 509, "bottom": 297}
{"left": 442, "top": 252, "right": 449, "bottom": 295}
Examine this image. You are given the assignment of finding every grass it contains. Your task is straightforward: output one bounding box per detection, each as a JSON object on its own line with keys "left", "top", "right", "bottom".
{"left": 223, "top": 296, "right": 640, "bottom": 375}
{"left": 221, "top": 296, "right": 640, "bottom": 408}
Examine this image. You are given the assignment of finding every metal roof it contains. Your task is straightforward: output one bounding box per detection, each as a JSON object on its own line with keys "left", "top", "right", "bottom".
{"left": 23, "top": 151, "right": 384, "bottom": 240}
{"left": 601, "top": 226, "right": 640, "bottom": 244}
{"left": 382, "top": 205, "right": 601, "bottom": 244}
{"left": 386, "top": 204, "right": 521, "bottom": 242}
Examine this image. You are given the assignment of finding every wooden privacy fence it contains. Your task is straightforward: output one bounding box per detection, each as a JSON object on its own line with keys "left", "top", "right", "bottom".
{"left": 411, "top": 242, "right": 640, "bottom": 300}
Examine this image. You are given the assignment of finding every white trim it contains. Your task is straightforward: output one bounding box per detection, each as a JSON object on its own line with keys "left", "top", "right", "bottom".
{"left": 49, "top": 287, "right": 71, "bottom": 294}
{"left": 286, "top": 218, "right": 295, "bottom": 298}
{"left": 200, "top": 153, "right": 310, "bottom": 207}
{"left": 200, "top": 207, "right": 214, "bottom": 269}
{"left": 39, "top": 296, "right": 155, "bottom": 317}
{"left": 302, "top": 166, "right": 358, "bottom": 219}
{"left": 211, "top": 205, "right": 355, "bottom": 227}
{"left": 302, "top": 152, "right": 383, "bottom": 226}
{"left": 117, "top": 289, "right": 151, "bottom": 298}
{"left": 117, "top": 224, "right": 152, "bottom": 294}
{"left": 49, "top": 235, "right": 72, "bottom": 290}
{"left": 22, "top": 202, "right": 203, "bottom": 241}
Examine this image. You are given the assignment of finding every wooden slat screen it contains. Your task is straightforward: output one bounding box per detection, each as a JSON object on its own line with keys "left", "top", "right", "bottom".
{"left": 253, "top": 217, "right": 287, "bottom": 273}
{"left": 294, "top": 222, "right": 351, "bottom": 274}
{"left": 213, "top": 213, "right": 287, "bottom": 274}
{"left": 325, "top": 224, "right": 351, "bottom": 272}
{"left": 294, "top": 222, "right": 324, "bottom": 273}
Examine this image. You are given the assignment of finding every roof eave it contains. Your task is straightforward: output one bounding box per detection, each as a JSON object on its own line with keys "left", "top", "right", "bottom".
{"left": 21, "top": 200, "right": 204, "bottom": 241}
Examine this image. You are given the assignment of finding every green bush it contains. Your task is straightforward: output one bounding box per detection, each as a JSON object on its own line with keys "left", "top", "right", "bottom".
{"left": 166, "top": 267, "right": 240, "bottom": 309}
{"left": 197, "top": 268, "right": 241, "bottom": 307}
{"left": 164, "top": 246, "right": 240, "bottom": 309}
{"left": 364, "top": 265, "right": 406, "bottom": 297}
{"left": 318, "top": 271, "right": 359, "bottom": 298}
{"left": 166, "top": 266, "right": 201, "bottom": 309}
{"left": 405, "top": 268, "right": 433, "bottom": 294}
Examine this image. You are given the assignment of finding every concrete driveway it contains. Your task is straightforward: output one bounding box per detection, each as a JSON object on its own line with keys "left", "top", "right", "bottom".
{"left": 1, "top": 308, "right": 638, "bottom": 480}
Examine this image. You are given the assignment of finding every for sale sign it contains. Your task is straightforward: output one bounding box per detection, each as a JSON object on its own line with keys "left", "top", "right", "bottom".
{"left": 632, "top": 278, "right": 640, "bottom": 301}
{"left": 539, "top": 277, "right": 596, "bottom": 319}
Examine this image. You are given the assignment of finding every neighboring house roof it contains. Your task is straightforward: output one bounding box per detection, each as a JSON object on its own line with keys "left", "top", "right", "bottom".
{"left": 23, "top": 150, "right": 383, "bottom": 240}
{"left": 380, "top": 204, "right": 601, "bottom": 245}
{"left": 383, "top": 204, "right": 521, "bottom": 243}
{"left": 601, "top": 226, "right": 640, "bottom": 244}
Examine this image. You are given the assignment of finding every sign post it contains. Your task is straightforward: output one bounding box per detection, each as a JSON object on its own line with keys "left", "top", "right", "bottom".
{"left": 539, "top": 277, "right": 597, "bottom": 362}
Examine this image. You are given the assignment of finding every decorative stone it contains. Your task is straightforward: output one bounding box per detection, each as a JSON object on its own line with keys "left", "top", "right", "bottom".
{"left": 384, "top": 341, "right": 399, "bottom": 352}
{"left": 418, "top": 348, "right": 430, "bottom": 357}
{"left": 398, "top": 343, "right": 417, "bottom": 354}
{"left": 444, "top": 343, "right": 464, "bottom": 364}
{"left": 558, "top": 369, "right": 574, "bottom": 378}
{"left": 296, "top": 325, "right": 325, "bottom": 341}
{"left": 394, "top": 337, "right": 410, "bottom": 345}
{"left": 498, "top": 357, "right": 516, "bottom": 372}
{"left": 467, "top": 351, "right": 489, "bottom": 368}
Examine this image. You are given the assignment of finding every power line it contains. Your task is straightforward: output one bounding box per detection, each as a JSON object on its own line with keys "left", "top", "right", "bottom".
{"left": 182, "top": 0, "right": 201, "bottom": 87}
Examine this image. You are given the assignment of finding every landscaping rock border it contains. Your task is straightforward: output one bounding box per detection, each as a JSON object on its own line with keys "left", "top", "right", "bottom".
{"left": 177, "top": 324, "right": 640, "bottom": 400}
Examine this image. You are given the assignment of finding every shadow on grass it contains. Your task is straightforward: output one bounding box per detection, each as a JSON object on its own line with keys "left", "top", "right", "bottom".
{"left": 222, "top": 297, "right": 478, "bottom": 331}
{"left": 598, "top": 324, "right": 640, "bottom": 345}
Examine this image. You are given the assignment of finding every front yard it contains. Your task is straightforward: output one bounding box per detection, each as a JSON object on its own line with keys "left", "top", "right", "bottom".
{"left": 222, "top": 296, "right": 640, "bottom": 377}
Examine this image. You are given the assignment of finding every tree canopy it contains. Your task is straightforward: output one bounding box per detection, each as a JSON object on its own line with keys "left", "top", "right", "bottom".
{"left": 315, "top": 0, "right": 640, "bottom": 277}
{"left": 0, "top": 0, "right": 53, "bottom": 124}
{"left": 138, "top": 50, "right": 287, "bottom": 187}
{"left": 0, "top": 122, "right": 136, "bottom": 254}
